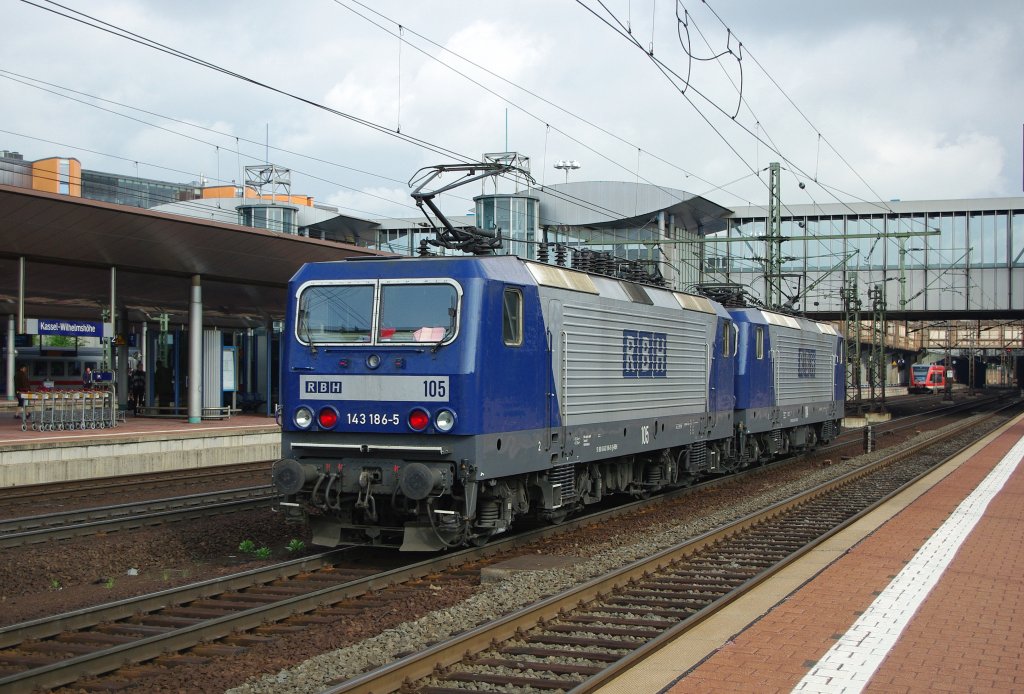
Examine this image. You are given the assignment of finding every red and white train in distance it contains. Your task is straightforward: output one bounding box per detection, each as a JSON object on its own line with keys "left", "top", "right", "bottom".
{"left": 7, "top": 346, "right": 104, "bottom": 389}
{"left": 909, "top": 362, "right": 948, "bottom": 393}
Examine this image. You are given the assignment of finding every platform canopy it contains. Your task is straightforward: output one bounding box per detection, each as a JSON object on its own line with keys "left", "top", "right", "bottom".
{"left": 0, "top": 184, "right": 388, "bottom": 328}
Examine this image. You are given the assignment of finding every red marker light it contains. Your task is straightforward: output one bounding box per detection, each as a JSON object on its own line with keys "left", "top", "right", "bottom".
{"left": 408, "top": 408, "right": 430, "bottom": 432}
{"left": 318, "top": 408, "right": 339, "bottom": 429}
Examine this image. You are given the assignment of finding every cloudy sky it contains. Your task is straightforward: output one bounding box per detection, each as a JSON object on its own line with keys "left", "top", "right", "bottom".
{"left": 3, "top": 0, "right": 1022, "bottom": 222}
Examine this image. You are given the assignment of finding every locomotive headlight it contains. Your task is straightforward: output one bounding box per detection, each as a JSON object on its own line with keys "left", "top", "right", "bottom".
{"left": 294, "top": 406, "right": 313, "bottom": 429}
{"left": 318, "top": 407, "right": 339, "bottom": 429}
{"left": 366, "top": 353, "right": 381, "bottom": 369}
{"left": 408, "top": 408, "right": 430, "bottom": 432}
{"left": 434, "top": 409, "right": 456, "bottom": 432}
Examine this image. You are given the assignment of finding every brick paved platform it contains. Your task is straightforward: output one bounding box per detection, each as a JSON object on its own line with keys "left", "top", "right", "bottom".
{"left": 598, "top": 413, "right": 1024, "bottom": 694}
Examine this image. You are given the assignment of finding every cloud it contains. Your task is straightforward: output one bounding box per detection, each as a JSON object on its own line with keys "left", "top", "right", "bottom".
{"left": 2, "top": 0, "right": 1022, "bottom": 215}
{"left": 325, "top": 185, "right": 418, "bottom": 220}
{"left": 867, "top": 130, "right": 1005, "bottom": 200}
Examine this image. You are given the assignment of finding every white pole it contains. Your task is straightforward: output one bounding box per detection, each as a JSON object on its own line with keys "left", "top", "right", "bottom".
{"left": 5, "top": 314, "right": 14, "bottom": 401}
{"left": 188, "top": 275, "right": 203, "bottom": 423}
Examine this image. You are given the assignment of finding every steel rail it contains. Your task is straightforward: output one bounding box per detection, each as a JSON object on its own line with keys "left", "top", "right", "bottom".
{"left": 0, "top": 399, "right": 1010, "bottom": 693}
{"left": 0, "top": 487, "right": 275, "bottom": 548}
{"left": 323, "top": 403, "right": 1018, "bottom": 693}
{"left": 0, "top": 550, "right": 343, "bottom": 649}
{"left": 0, "top": 460, "right": 271, "bottom": 504}
{"left": 0, "top": 460, "right": 793, "bottom": 694}
{"left": 0, "top": 544, "right": 493, "bottom": 692}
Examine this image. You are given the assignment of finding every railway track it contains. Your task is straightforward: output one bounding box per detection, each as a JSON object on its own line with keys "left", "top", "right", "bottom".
{"left": 325, "top": 402, "right": 1021, "bottom": 693}
{"left": 0, "top": 461, "right": 271, "bottom": 517}
{"left": 0, "top": 485, "right": 276, "bottom": 548}
{"left": 0, "top": 545, "right": 481, "bottom": 692}
{"left": 0, "top": 398, "right": 1013, "bottom": 692}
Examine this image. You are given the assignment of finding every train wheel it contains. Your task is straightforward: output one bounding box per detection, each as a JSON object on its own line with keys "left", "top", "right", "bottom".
{"left": 469, "top": 533, "right": 493, "bottom": 547}
{"left": 675, "top": 473, "right": 696, "bottom": 488}
{"left": 544, "top": 509, "right": 569, "bottom": 525}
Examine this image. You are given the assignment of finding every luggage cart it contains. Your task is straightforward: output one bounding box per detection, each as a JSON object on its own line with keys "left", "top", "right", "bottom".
{"left": 18, "top": 392, "right": 36, "bottom": 432}
{"left": 93, "top": 391, "right": 106, "bottom": 428}
{"left": 83, "top": 391, "right": 100, "bottom": 429}
{"left": 66, "top": 391, "right": 84, "bottom": 430}
{"left": 32, "top": 393, "right": 56, "bottom": 432}
{"left": 97, "top": 388, "right": 119, "bottom": 429}
{"left": 74, "top": 391, "right": 89, "bottom": 430}
{"left": 51, "top": 392, "right": 64, "bottom": 430}
{"left": 55, "top": 391, "right": 71, "bottom": 431}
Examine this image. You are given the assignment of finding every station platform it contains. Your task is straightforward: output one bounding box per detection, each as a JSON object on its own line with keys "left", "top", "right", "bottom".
{"left": 599, "top": 412, "right": 1024, "bottom": 694}
{"left": 0, "top": 405, "right": 279, "bottom": 487}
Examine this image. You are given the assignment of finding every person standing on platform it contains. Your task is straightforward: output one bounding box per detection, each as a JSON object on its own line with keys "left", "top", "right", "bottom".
{"left": 14, "top": 364, "right": 29, "bottom": 419}
{"left": 130, "top": 364, "right": 146, "bottom": 414}
{"left": 155, "top": 361, "right": 172, "bottom": 408}
{"left": 82, "top": 366, "right": 93, "bottom": 389}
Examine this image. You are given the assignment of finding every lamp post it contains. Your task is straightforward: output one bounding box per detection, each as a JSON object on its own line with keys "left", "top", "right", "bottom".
{"left": 554, "top": 160, "right": 580, "bottom": 183}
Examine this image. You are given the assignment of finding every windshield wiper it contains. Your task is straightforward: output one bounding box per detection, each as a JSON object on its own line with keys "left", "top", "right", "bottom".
{"left": 298, "top": 309, "right": 318, "bottom": 356}
{"left": 431, "top": 305, "right": 458, "bottom": 354}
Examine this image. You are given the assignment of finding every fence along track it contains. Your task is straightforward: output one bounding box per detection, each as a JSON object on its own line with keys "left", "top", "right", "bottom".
{"left": 325, "top": 405, "right": 1018, "bottom": 693}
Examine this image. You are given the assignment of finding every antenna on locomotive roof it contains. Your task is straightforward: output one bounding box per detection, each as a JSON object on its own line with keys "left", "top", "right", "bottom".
{"left": 409, "top": 162, "right": 534, "bottom": 255}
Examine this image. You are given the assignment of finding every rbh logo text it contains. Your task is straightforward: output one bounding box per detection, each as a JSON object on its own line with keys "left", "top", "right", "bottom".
{"left": 622, "top": 330, "right": 667, "bottom": 378}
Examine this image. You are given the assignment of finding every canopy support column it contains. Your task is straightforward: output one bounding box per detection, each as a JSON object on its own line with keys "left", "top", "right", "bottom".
{"left": 188, "top": 274, "right": 203, "bottom": 423}
{"left": 5, "top": 314, "right": 14, "bottom": 402}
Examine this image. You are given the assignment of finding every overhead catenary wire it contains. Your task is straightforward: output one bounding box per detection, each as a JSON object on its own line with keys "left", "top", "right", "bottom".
{"left": 575, "top": 0, "right": 914, "bottom": 297}
{"left": 578, "top": 0, "right": 765, "bottom": 195}
{"left": 1, "top": 128, "right": 426, "bottom": 226}
{"left": 0, "top": 109, "right": 422, "bottom": 220}
{"left": 333, "top": 0, "right": 738, "bottom": 202}
{"left": 697, "top": 0, "right": 893, "bottom": 211}
{"left": 17, "top": 0, "right": 900, "bottom": 263}
{"left": 4, "top": 121, "right": 664, "bottom": 255}
{"left": 9, "top": 10, "right": 684, "bottom": 245}
{"left": 578, "top": 0, "right": 896, "bottom": 220}
{"left": 21, "top": 0, "right": 476, "bottom": 164}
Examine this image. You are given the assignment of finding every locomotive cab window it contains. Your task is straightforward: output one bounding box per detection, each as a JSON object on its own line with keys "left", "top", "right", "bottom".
{"left": 756, "top": 326, "right": 764, "bottom": 359}
{"left": 297, "top": 280, "right": 461, "bottom": 346}
{"left": 502, "top": 287, "right": 523, "bottom": 346}
{"left": 721, "top": 320, "right": 736, "bottom": 356}
{"left": 379, "top": 282, "right": 459, "bottom": 344}
{"left": 297, "top": 283, "right": 374, "bottom": 344}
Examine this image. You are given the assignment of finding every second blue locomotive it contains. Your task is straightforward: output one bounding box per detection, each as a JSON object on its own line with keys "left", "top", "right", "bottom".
{"left": 272, "top": 255, "right": 844, "bottom": 550}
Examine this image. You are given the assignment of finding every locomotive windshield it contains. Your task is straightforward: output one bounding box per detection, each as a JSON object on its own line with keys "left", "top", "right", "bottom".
{"left": 299, "top": 284, "right": 374, "bottom": 343}
{"left": 296, "top": 280, "right": 460, "bottom": 346}
{"left": 378, "top": 282, "right": 459, "bottom": 343}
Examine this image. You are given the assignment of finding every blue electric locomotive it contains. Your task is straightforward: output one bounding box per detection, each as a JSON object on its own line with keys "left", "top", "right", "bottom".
{"left": 272, "top": 254, "right": 844, "bottom": 550}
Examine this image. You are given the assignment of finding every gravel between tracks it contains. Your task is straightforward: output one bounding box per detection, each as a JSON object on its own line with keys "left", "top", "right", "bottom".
{"left": 0, "top": 509, "right": 305, "bottom": 627}
{"left": 226, "top": 414, "right": 995, "bottom": 694}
